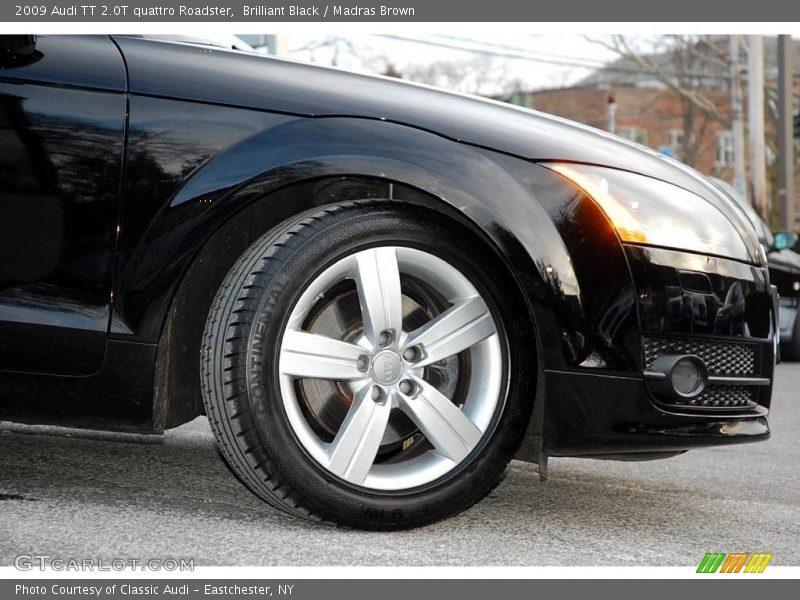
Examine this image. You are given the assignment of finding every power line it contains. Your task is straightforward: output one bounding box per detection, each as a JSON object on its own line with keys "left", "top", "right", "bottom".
{"left": 374, "top": 34, "right": 732, "bottom": 81}
{"left": 429, "top": 34, "right": 612, "bottom": 68}
{"left": 376, "top": 33, "right": 613, "bottom": 70}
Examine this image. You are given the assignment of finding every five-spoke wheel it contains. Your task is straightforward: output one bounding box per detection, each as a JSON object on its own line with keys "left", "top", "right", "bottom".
{"left": 279, "top": 246, "right": 502, "bottom": 490}
{"left": 201, "top": 201, "right": 531, "bottom": 529}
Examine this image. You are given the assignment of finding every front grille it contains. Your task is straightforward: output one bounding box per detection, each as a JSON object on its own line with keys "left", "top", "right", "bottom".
{"left": 670, "top": 384, "right": 753, "bottom": 409}
{"left": 643, "top": 337, "right": 755, "bottom": 376}
{"left": 643, "top": 336, "right": 760, "bottom": 412}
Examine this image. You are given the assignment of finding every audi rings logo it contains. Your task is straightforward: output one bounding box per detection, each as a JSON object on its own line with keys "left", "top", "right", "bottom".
{"left": 371, "top": 351, "right": 402, "bottom": 385}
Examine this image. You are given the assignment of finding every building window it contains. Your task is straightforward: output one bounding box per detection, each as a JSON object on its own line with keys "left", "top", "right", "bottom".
{"left": 619, "top": 126, "right": 648, "bottom": 145}
{"left": 669, "top": 129, "right": 684, "bottom": 151}
{"left": 716, "top": 130, "right": 734, "bottom": 167}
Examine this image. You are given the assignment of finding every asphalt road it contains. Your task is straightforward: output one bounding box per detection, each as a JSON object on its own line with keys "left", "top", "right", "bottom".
{"left": 1, "top": 363, "right": 799, "bottom": 567}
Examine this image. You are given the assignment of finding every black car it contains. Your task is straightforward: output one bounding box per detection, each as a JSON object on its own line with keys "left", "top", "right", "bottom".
{"left": 0, "top": 35, "right": 778, "bottom": 530}
{"left": 711, "top": 178, "right": 800, "bottom": 359}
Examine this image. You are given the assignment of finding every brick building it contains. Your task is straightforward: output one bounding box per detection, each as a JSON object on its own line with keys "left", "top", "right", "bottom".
{"left": 510, "top": 86, "right": 735, "bottom": 177}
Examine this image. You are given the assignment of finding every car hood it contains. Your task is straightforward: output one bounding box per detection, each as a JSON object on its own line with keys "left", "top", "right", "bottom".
{"left": 114, "top": 35, "right": 759, "bottom": 258}
{"left": 116, "top": 38, "right": 720, "bottom": 192}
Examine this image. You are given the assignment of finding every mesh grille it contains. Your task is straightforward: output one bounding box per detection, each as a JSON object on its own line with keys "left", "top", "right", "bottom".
{"left": 643, "top": 337, "right": 755, "bottom": 376}
{"left": 643, "top": 336, "right": 760, "bottom": 412}
{"left": 667, "top": 385, "right": 753, "bottom": 409}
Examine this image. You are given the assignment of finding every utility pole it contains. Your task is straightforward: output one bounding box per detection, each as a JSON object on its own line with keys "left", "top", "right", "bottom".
{"left": 777, "top": 34, "right": 795, "bottom": 231}
{"left": 607, "top": 93, "right": 617, "bottom": 134}
{"left": 748, "top": 35, "right": 768, "bottom": 218}
{"left": 730, "top": 35, "right": 748, "bottom": 201}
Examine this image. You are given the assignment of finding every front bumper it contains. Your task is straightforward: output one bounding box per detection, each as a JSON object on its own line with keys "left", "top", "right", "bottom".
{"left": 542, "top": 245, "right": 775, "bottom": 457}
{"left": 543, "top": 369, "right": 769, "bottom": 457}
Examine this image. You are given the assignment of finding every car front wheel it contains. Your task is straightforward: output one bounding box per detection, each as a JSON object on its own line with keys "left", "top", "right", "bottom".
{"left": 200, "top": 200, "right": 533, "bottom": 529}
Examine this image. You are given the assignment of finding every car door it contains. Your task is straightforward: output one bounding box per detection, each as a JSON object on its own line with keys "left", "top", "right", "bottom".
{"left": 0, "top": 35, "right": 126, "bottom": 375}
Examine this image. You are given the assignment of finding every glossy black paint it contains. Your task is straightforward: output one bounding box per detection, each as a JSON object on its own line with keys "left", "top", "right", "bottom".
{"left": 0, "top": 36, "right": 126, "bottom": 375}
{"left": 0, "top": 35, "right": 125, "bottom": 91}
{"left": 111, "top": 35, "right": 762, "bottom": 266}
{"left": 115, "top": 101, "right": 573, "bottom": 358}
{"left": 543, "top": 370, "right": 770, "bottom": 457}
{"left": 113, "top": 95, "right": 294, "bottom": 340}
{"left": 0, "top": 36, "right": 776, "bottom": 459}
{"left": 627, "top": 246, "right": 773, "bottom": 340}
{"left": 521, "top": 165, "right": 641, "bottom": 371}
{"left": 0, "top": 340, "right": 156, "bottom": 431}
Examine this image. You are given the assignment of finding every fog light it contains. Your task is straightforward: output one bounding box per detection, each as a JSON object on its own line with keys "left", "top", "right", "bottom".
{"left": 671, "top": 357, "right": 705, "bottom": 398}
{"left": 645, "top": 354, "right": 708, "bottom": 403}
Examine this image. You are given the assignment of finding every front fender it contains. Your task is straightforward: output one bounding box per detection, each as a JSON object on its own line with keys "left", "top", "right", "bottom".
{"left": 116, "top": 99, "right": 626, "bottom": 375}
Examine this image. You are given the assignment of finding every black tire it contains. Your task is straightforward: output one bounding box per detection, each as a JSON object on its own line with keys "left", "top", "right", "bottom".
{"left": 200, "top": 200, "right": 534, "bottom": 530}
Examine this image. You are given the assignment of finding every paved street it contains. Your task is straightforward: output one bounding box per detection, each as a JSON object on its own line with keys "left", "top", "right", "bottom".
{"left": 1, "top": 363, "right": 798, "bottom": 566}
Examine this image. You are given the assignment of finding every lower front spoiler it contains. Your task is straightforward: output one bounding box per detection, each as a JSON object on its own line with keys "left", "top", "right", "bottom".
{"left": 541, "top": 369, "right": 770, "bottom": 458}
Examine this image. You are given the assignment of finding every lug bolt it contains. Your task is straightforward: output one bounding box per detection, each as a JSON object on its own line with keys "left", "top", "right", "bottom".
{"left": 399, "top": 379, "right": 415, "bottom": 396}
{"left": 403, "top": 346, "right": 421, "bottom": 362}
{"left": 378, "top": 330, "right": 394, "bottom": 348}
{"left": 371, "top": 386, "right": 384, "bottom": 402}
{"left": 357, "top": 355, "right": 370, "bottom": 373}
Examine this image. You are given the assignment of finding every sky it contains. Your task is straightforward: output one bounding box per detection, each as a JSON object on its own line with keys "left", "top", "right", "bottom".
{"left": 243, "top": 34, "right": 623, "bottom": 95}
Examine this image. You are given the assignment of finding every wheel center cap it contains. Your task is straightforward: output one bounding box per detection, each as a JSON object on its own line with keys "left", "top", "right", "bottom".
{"left": 371, "top": 350, "right": 403, "bottom": 385}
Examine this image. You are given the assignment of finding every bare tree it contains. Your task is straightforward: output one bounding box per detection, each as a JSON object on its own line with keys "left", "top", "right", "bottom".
{"left": 401, "top": 56, "right": 513, "bottom": 96}
{"left": 293, "top": 36, "right": 389, "bottom": 72}
{"left": 587, "top": 35, "right": 732, "bottom": 169}
{"left": 588, "top": 35, "right": 788, "bottom": 221}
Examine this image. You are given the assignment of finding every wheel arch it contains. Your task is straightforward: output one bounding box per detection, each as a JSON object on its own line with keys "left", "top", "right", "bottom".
{"left": 116, "top": 117, "right": 573, "bottom": 434}
{"left": 152, "top": 173, "right": 546, "bottom": 432}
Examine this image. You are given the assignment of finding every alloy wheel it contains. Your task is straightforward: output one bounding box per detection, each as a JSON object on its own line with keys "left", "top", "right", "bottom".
{"left": 277, "top": 246, "right": 504, "bottom": 491}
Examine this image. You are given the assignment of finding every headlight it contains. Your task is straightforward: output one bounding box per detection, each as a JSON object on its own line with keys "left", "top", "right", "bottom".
{"left": 545, "top": 163, "right": 754, "bottom": 263}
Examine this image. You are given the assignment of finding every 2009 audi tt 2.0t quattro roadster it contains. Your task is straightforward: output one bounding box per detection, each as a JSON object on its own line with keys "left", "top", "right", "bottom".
{"left": 0, "top": 35, "right": 779, "bottom": 529}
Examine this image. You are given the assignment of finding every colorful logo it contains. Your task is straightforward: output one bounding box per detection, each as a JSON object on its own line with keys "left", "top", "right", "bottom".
{"left": 697, "top": 552, "right": 773, "bottom": 573}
